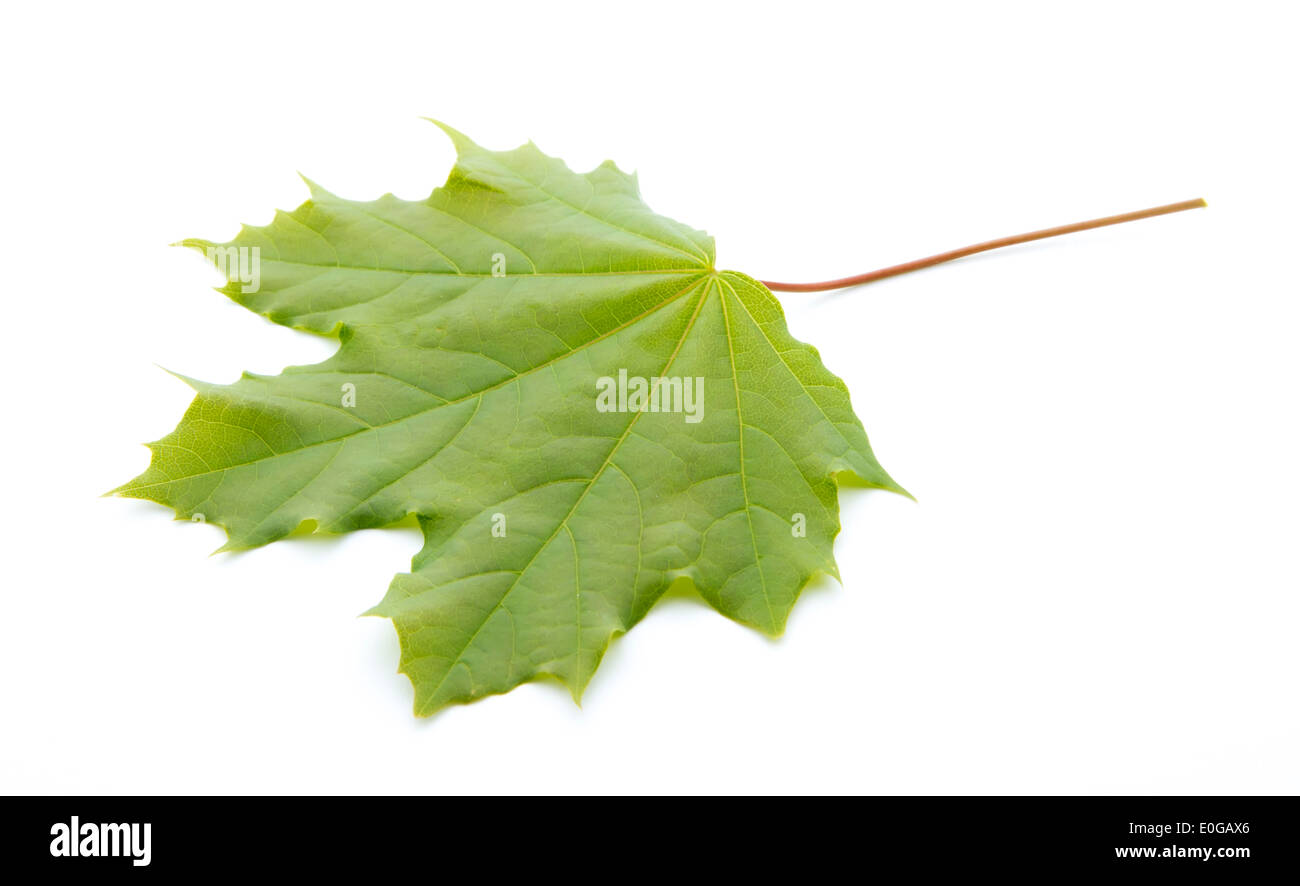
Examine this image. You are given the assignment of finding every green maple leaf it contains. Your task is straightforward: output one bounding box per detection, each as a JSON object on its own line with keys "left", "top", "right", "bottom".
{"left": 115, "top": 122, "right": 907, "bottom": 716}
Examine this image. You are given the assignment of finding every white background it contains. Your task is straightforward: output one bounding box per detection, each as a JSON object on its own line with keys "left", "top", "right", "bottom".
{"left": 2, "top": 1, "right": 1297, "bottom": 795}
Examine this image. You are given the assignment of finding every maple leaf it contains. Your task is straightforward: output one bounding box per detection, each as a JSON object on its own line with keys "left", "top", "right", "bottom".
{"left": 115, "top": 121, "right": 907, "bottom": 716}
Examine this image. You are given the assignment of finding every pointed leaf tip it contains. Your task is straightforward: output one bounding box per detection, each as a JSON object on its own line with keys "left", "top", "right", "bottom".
{"left": 421, "top": 117, "right": 478, "bottom": 155}
{"left": 296, "top": 172, "right": 331, "bottom": 196}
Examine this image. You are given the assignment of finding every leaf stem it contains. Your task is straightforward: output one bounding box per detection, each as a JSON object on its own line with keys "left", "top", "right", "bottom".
{"left": 759, "top": 198, "right": 1207, "bottom": 293}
